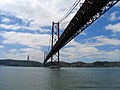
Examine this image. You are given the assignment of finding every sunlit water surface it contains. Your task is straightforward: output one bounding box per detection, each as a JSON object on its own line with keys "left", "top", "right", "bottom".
{"left": 0, "top": 67, "right": 120, "bottom": 90}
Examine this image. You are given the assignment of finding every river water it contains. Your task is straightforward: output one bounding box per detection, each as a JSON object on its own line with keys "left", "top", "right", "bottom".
{"left": 0, "top": 67, "right": 120, "bottom": 90}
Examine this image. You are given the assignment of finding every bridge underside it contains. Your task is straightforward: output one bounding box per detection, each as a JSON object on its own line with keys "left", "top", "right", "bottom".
{"left": 44, "top": 0, "right": 120, "bottom": 64}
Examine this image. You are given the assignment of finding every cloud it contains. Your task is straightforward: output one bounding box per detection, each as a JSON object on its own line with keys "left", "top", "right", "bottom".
{"left": 61, "top": 40, "right": 98, "bottom": 61}
{"left": 0, "top": 0, "right": 85, "bottom": 27}
{"left": 66, "top": 39, "right": 81, "bottom": 47}
{"left": 66, "top": 35, "right": 120, "bottom": 48}
{"left": 62, "top": 42, "right": 120, "bottom": 62}
{"left": 0, "top": 53, "right": 25, "bottom": 60}
{"left": 2, "top": 17, "right": 12, "bottom": 22}
{"left": 0, "top": 45, "right": 4, "bottom": 48}
{"left": 63, "top": 45, "right": 100, "bottom": 58}
{"left": 92, "top": 36, "right": 120, "bottom": 46}
{"left": 0, "top": 12, "right": 51, "bottom": 32}
{"left": 0, "top": 48, "right": 25, "bottom": 60}
{"left": 9, "top": 49, "right": 17, "bottom": 53}
{"left": 115, "top": 1, "right": 120, "bottom": 7}
{"left": 105, "top": 23, "right": 120, "bottom": 33}
{"left": 0, "top": 31, "right": 51, "bottom": 48}
{"left": 0, "top": 23, "right": 50, "bottom": 32}
{"left": 110, "top": 11, "right": 120, "bottom": 21}
{"left": 60, "top": 35, "right": 120, "bottom": 62}
{"left": 0, "top": 47, "right": 44, "bottom": 62}
{"left": 84, "top": 35, "right": 120, "bottom": 46}
{"left": 20, "top": 48, "right": 43, "bottom": 61}
{"left": 0, "top": 24, "right": 21, "bottom": 30}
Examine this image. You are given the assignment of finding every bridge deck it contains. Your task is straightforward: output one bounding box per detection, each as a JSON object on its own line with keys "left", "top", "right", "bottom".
{"left": 44, "top": 0, "right": 119, "bottom": 64}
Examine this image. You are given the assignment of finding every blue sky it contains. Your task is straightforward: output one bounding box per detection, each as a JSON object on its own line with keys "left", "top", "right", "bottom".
{"left": 0, "top": 0, "right": 120, "bottom": 63}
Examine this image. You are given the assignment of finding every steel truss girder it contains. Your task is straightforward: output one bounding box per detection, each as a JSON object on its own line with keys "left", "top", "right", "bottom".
{"left": 44, "top": 0, "right": 120, "bottom": 64}
{"left": 65, "top": 0, "right": 119, "bottom": 45}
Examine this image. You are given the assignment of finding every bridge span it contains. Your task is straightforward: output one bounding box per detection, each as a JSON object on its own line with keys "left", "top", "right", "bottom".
{"left": 44, "top": 0, "right": 120, "bottom": 65}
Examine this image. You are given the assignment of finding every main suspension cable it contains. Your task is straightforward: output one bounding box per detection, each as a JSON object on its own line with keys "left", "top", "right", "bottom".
{"left": 58, "top": 0, "right": 82, "bottom": 23}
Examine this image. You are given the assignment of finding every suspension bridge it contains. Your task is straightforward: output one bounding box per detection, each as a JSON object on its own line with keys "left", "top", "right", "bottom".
{"left": 43, "top": 0, "right": 120, "bottom": 67}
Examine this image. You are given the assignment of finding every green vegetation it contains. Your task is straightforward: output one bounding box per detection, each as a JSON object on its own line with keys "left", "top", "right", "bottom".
{"left": 45, "top": 61, "right": 120, "bottom": 67}
{"left": 0, "top": 59, "right": 42, "bottom": 67}
{"left": 0, "top": 59, "right": 120, "bottom": 67}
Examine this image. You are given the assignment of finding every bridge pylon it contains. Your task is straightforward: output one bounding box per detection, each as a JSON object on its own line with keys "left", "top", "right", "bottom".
{"left": 50, "top": 22, "right": 60, "bottom": 68}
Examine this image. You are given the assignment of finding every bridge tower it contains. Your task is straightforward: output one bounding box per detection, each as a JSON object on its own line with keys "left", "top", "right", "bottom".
{"left": 50, "top": 22, "right": 60, "bottom": 68}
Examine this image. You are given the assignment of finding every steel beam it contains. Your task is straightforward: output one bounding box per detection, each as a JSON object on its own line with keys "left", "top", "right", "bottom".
{"left": 44, "top": 0, "right": 120, "bottom": 64}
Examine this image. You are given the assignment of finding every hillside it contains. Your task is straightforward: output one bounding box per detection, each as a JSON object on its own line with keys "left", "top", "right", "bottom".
{"left": 0, "top": 59, "right": 42, "bottom": 67}
{"left": 0, "top": 59, "right": 120, "bottom": 67}
{"left": 44, "top": 61, "right": 120, "bottom": 67}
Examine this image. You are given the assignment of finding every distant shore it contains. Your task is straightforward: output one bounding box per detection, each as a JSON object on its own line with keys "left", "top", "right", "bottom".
{"left": 0, "top": 59, "right": 42, "bottom": 67}
{"left": 0, "top": 59, "right": 120, "bottom": 67}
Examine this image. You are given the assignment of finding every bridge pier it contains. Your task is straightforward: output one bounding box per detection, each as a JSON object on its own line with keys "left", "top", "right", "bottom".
{"left": 50, "top": 22, "right": 60, "bottom": 68}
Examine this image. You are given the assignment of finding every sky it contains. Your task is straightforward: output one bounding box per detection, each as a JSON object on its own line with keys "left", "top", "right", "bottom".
{"left": 0, "top": 0, "right": 120, "bottom": 63}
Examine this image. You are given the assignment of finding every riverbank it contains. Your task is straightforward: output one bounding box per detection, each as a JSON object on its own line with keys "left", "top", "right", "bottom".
{"left": 0, "top": 59, "right": 42, "bottom": 67}
{"left": 0, "top": 59, "right": 120, "bottom": 67}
